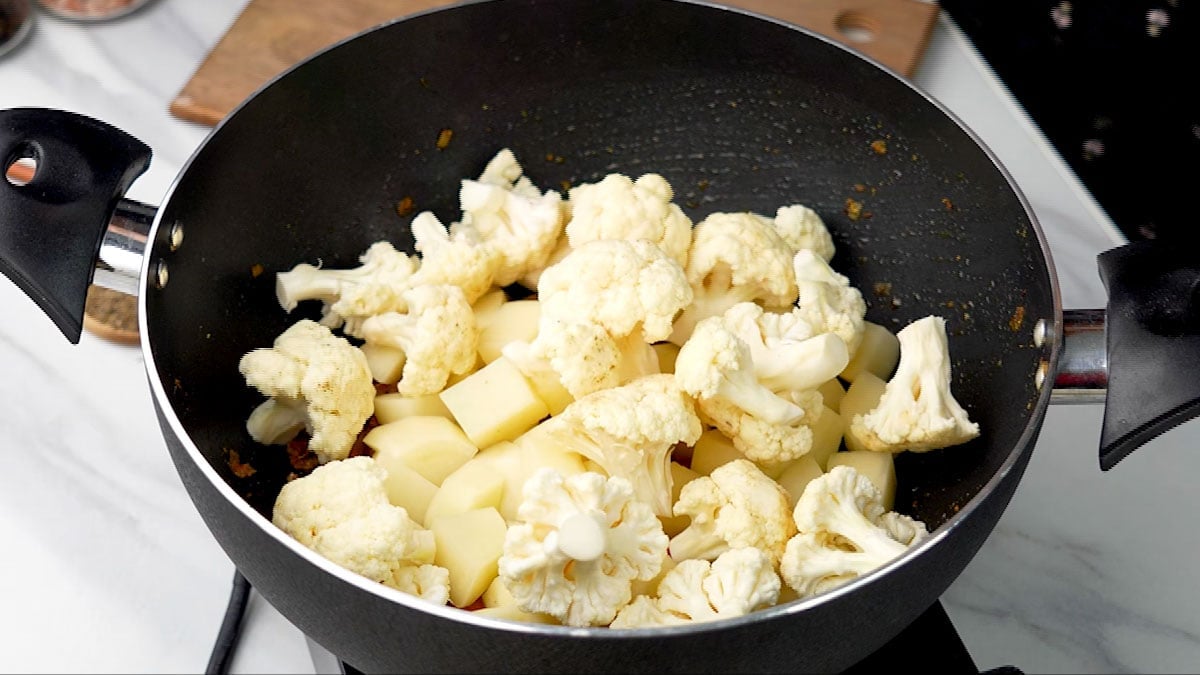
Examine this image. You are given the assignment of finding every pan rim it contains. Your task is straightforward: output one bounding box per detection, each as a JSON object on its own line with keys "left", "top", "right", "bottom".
{"left": 138, "top": 0, "right": 1065, "bottom": 642}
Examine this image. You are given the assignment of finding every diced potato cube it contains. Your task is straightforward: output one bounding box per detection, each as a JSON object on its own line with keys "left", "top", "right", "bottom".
{"left": 363, "top": 416, "right": 479, "bottom": 486}
{"left": 522, "top": 367, "right": 574, "bottom": 416}
{"left": 827, "top": 450, "right": 897, "bottom": 511}
{"left": 374, "top": 392, "right": 454, "bottom": 424}
{"left": 652, "top": 342, "right": 681, "bottom": 374}
{"left": 689, "top": 429, "right": 745, "bottom": 475}
{"left": 477, "top": 300, "right": 541, "bottom": 364}
{"left": 430, "top": 507, "right": 508, "bottom": 608}
{"left": 472, "top": 288, "right": 508, "bottom": 326}
{"left": 424, "top": 460, "right": 506, "bottom": 525}
{"left": 808, "top": 406, "right": 844, "bottom": 470}
{"left": 376, "top": 460, "right": 438, "bottom": 524}
{"left": 776, "top": 455, "right": 824, "bottom": 510}
{"left": 482, "top": 576, "right": 518, "bottom": 607}
{"left": 360, "top": 343, "right": 406, "bottom": 385}
{"left": 840, "top": 371, "right": 888, "bottom": 453}
{"left": 440, "top": 356, "right": 550, "bottom": 448}
{"left": 467, "top": 436, "right": 587, "bottom": 522}
{"left": 817, "top": 378, "right": 846, "bottom": 413}
{"left": 472, "top": 605, "right": 559, "bottom": 624}
{"left": 840, "top": 321, "right": 900, "bottom": 383}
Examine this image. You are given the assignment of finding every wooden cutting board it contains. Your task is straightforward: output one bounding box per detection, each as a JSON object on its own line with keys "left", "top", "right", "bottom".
{"left": 170, "top": 0, "right": 940, "bottom": 127}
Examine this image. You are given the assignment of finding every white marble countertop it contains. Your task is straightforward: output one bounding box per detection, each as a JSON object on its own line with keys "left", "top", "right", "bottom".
{"left": 1, "top": 2, "right": 1197, "bottom": 674}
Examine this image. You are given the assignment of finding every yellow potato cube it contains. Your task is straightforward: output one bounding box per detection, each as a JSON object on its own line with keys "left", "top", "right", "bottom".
{"left": 652, "top": 342, "right": 681, "bottom": 374}
{"left": 689, "top": 429, "right": 745, "bottom": 475}
{"left": 363, "top": 416, "right": 480, "bottom": 486}
{"left": 430, "top": 507, "right": 508, "bottom": 608}
{"left": 840, "top": 371, "right": 888, "bottom": 454}
{"left": 840, "top": 321, "right": 900, "bottom": 383}
{"left": 471, "top": 605, "right": 559, "bottom": 624}
{"left": 482, "top": 576, "right": 518, "bottom": 607}
{"left": 775, "top": 455, "right": 824, "bottom": 510}
{"left": 373, "top": 392, "right": 454, "bottom": 425}
{"left": 477, "top": 300, "right": 541, "bottom": 364}
{"left": 376, "top": 460, "right": 438, "bottom": 525}
{"left": 423, "top": 460, "right": 506, "bottom": 525}
{"left": 827, "top": 450, "right": 897, "bottom": 511}
{"left": 440, "top": 356, "right": 550, "bottom": 448}
{"left": 359, "top": 343, "right": 406, "bottom": 385}
{"left": 461, "top": 437, "right": 587, "bottom": 522}
{"left": 522, "top": 367, "right": 574, "bottom": 416}
{"left": 808, "top": 406, "right": 844, "bottom": 470}
{"left": 817, "top": 378, "right": 846, "bottom": 413}
{"left": 472, "top": 288, "right": 508, "bottom": 325}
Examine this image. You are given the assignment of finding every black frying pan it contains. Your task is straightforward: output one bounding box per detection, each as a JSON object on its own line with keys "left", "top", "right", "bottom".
{"left": 2, "top": 0, "right": 1197, "bottom": 672}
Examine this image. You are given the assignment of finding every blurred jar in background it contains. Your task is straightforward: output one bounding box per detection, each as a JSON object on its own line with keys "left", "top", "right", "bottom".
{"left": 38, "top": 0, "right": 153, "bottom": 21}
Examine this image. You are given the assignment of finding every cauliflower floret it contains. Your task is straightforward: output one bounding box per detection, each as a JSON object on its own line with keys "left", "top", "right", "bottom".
{"left": 847, "top": 315, "right": 980, "bottom": 453}
{"left": 409, "top": 211, "right": 500, "bottom": 304}
{"left": 359, "top": 284, "right": 478, "bottom": 397}
{"left": 780, "top": 465, "right": 928, "bottom": 598}
{"left": 528, "top": 239, "right": 692, "bottom": 397}
{"left": 696, "top": 388, "right": 825, "bottom": 467}
{"left": 721, "top": 302, "right": 849, "bottom": 394}
{"left": 772, "top": 204, "right": 835, "bottom": 262}
{"left": 668, "top": 459, "right": 796, "bottom": 567}
{"left": 539, "top": 374, "right": 702, "bottom": 516}
{"left": 674, "top": 316, "right": 806, "bottom": 427}
{"left": 498, "top": 469, "right": 668, "bottom": 627}
{"left": 458, "top": 149, "right": 565, "bottom": 287}
{"left": 667, "top": 211, "right": 797, "bottom": 345}
{"left": 275, "top": 241, "right": 417, "bottom": 336}
{"left": 610, "top": 548, "right": 780, "bottom": 627}
{"left": 565, "top": 172, "right": 693, "bottom": 269}
{"left": 239, "top": 319, "right": 375, "bottom": 463}
{"left": 272, "top": 457, "right": 449, "bottom": 604}
{"left": 791, "top": 249, "right": 867, "bottom": 356}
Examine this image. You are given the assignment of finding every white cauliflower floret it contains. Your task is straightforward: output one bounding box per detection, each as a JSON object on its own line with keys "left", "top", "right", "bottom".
{"left": 528, "top": 239, "right": 692, "bottom": 397}
{"left": 272, "top": 457, "right": 449, "bottom": 604}
{"left": 792, "top": 249, "right": 867, "bottom": 356}
{"left": 274, "top": 241, "right": 417, "bottom": 336}
{"left": 848, "top": 315, "right": 980, "bottom": 453}
{"left": 696, "top": 389, "right": 825, "bottom": 468}
{"left": 610, "top": 548, "right": 780, "bottom": 628}
{"left": 239, "top": 319, "right": 375, "bottom": 463}
{"left": 539, "top": 374, "right": 702, "bottom": 516}
{"left": 538, "top": 238, "right": 692, "bottom": 343}
{"left": 498, "top": 469, "right": 668, "bottom": 627}
{"left": 409, "top": 211, "right": 500, "bottom": 304}
{"left": 668, "top": 459, "right": 796, "bottom": 567}
{"left": 667, "top": 211, "right": 797, "bottom": 345}
{"left": 674, "top": 316, "right": 806, "bottom": 428}
{"left": 772, "top": 204, "right": 835, "bottom": 262}
{"left": 359, "top": 284, "right": 478, "bottom": 397}
{"left": 565, "top": 172, "right": 693, "bottom": 269}
{"left": 458, "top": 149, "right": 565, "bottom": 287}
{"left": 780, "top": 465, "right": 928, "bottom": 598}
{"left": 722, "top": 302, "right": 849, "bottom": 394}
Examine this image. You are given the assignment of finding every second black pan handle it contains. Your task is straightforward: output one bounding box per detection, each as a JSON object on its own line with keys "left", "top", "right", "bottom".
{"left": 0, "top": 108, "right": 151, "bottom": 343}
{"left": 1096, "top": 240, "right": 1200, "bottom": 470}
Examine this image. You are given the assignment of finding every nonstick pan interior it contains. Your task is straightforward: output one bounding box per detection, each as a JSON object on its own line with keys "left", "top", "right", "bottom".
{"left": 144, "top": 0, "right": 1057, "bottom": 535}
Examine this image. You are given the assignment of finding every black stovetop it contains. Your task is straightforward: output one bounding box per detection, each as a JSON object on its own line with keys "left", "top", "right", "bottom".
{"left": 337, "top": 601, "right": 1016, "bottom": 674}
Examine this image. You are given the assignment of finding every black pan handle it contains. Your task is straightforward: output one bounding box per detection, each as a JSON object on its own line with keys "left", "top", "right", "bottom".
{"left": 1097, "top": 240, "right": 1200, "bottom": 470}
{"left": 0, "top": 108, "right": 151, "bottom": 343}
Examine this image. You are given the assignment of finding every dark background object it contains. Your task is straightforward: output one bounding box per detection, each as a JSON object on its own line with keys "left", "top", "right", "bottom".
{"left": 940, "top": 0, "right": 1197, "bottom": 243}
